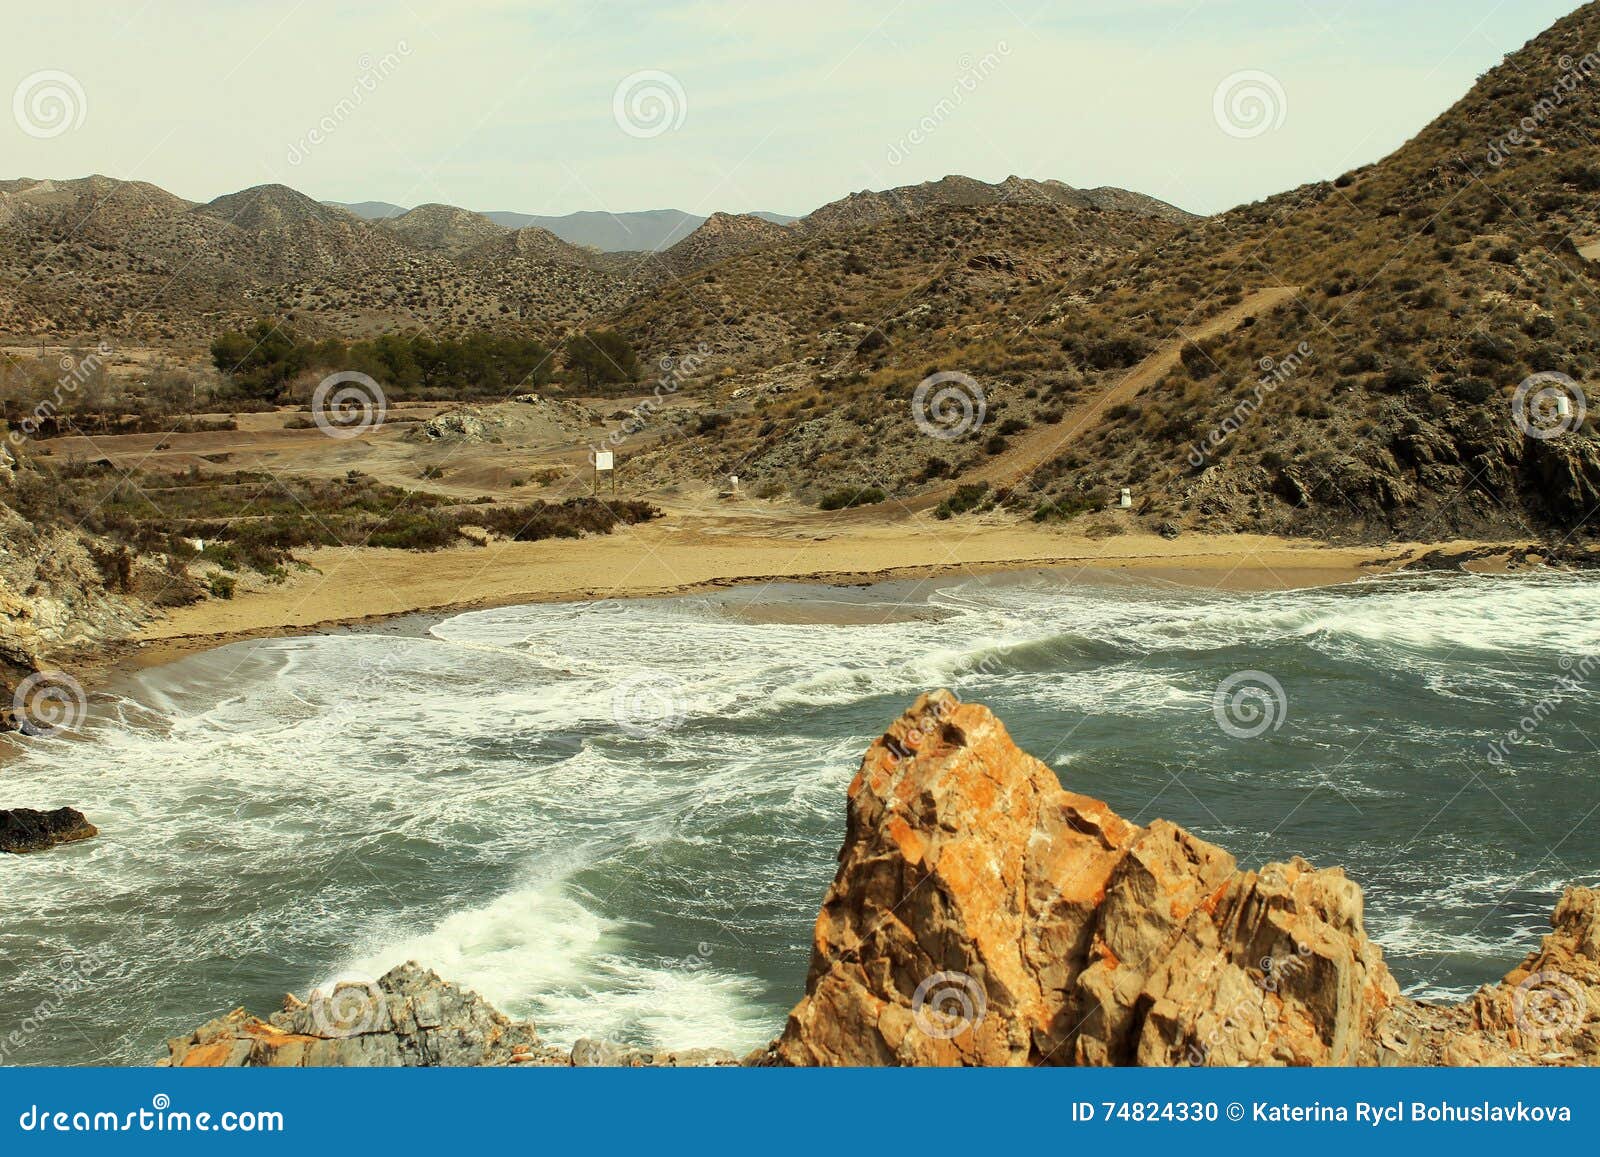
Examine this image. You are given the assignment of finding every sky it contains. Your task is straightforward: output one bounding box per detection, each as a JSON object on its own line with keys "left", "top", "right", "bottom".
{"left": 2, "top": 0, "right": 1587, "bottom": 219}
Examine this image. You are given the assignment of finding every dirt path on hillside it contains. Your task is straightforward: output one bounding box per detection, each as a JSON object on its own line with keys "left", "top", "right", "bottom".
{"left": 911, "top": 285, "right": 1302, "bottom": 510}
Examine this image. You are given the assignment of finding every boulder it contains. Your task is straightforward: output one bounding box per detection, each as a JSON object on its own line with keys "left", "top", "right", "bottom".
{"left": 162, "top": 962, "right": 563, "bottom": 1067}
{"left": 154, "top": 692, "right": 1600, "bottom": 1067}
{"left": 0, "top": 807, "right": 97, "bottom": 854}
{"left": 759, "top": 691, "right": 1595, "bottom": 1066}
{"left": 569, "top": 1037, "right": 738, "bottom": 1067}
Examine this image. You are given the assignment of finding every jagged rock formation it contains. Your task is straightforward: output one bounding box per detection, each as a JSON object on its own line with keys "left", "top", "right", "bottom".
{"left": 159, "top": 693, "right": 1598, "bottom": 1067}
{"left": 760, "top": 692, "right": 1599, "bottom": 1066}
{"left": 162, "top": 963, "right": 564, "bottom": 1067}
{"left": 160, "top": 963, "right": 736, "bottom": 1067}
{"left": 0, "top": 807, "right": 97, "bottom": 854}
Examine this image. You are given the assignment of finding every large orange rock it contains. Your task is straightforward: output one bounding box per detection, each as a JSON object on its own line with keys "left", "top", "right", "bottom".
{"left": 762, "top": 691, "right": 1585, "bottom": 1067}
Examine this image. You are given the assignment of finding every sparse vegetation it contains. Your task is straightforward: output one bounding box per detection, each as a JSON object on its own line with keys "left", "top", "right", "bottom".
{"left": 818, "top": 486, "right": 887, "bottom": 510}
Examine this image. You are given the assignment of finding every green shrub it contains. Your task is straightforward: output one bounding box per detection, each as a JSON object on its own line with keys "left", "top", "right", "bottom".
{"left": 934, "top": 483, "right": 990, "bottom": 520}
{"left": 818, "top": 486, "right": 887, "bottom": 510}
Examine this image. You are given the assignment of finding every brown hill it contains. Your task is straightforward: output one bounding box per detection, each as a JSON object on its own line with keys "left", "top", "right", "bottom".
{"left": 798, "top": 174, "right": 1193, "bottom": 234}
{"left": 0, "top": 177, "right": 628, "bottom": 342}
{"left": 649, "top": 211, "right": 793, "bottom": 279}
{"left": 632, "top": 4, "right": 1600, "bottom": 543}
{"left": 376, "top": 203, "right": 507, "bottom": 255}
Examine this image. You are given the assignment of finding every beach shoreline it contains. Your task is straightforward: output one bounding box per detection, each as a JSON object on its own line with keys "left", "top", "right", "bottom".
{"left": 57, "top": 519, "right": 1533, "bottom": 690}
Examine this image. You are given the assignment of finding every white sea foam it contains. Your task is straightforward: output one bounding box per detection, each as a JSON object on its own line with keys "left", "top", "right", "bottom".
{"left": 3, "top": 569, "right": 1594, "bottom": 1063}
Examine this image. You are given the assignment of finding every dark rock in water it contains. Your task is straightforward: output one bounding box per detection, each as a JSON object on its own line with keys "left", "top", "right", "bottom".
{"left": 0, "top": 807, "right": 98, "bottom": 854}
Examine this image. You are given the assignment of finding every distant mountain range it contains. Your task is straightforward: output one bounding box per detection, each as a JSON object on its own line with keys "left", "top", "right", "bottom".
{"left": 328, "top": 201, "right": 799, "bottom": 252}
{"left": 0, "top": 173, "right": 1189, "bottom": 342}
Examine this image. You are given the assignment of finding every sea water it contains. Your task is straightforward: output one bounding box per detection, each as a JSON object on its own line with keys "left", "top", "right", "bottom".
{"left": 3, "top": 569, "right": 1598, "bottom": 1064}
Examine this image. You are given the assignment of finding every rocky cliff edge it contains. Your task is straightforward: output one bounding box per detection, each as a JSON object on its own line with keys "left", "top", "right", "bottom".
{"left": 163, "top": 692, "right": 1599, "bottom": 1066}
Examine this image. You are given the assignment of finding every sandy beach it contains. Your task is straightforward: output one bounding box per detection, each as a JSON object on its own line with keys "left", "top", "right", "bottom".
{"left": 96, "top": 503, "right": 1511, "bottom": 675}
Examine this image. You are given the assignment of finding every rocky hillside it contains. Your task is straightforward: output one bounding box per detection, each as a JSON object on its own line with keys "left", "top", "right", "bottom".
{"left": 618, "top": 5, "right": 1600, "bottom": 544}
{"left": 649, "top": 211, "right": 794, "bottom": 279}
{"left": 0, "top": 171, "right": 1187, "bottom": 352}
{"left": 375, "top": 202, "right": 508, "bottom": 255}
{"left": 156, "top": 693, "right": 1600, "bottom": 1067}
{"left": 0, "top": 178, "right": 635, "bottom": 342}
{"left": 796, "top": 174, "right": 1193, "bottom": 234}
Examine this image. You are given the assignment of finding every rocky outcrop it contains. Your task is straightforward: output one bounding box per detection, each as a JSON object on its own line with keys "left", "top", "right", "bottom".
{"left": 163, "top": 963, "right": 565, "bottom": 1067}
{"left": 758, "top": 692, "right": 1598, "bottom": 1067}
{"left": 159, "top": 693, "right": 1600, "bottom": 1066}
{"left": 161, "top": 963, "right": 739, "bottom": 1067}
{"left": 0, "top": 807, "right": 97, "bottom": 854}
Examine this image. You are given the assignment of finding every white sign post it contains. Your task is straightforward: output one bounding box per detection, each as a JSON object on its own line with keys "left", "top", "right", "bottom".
{"left": 593, "top": 451, "right": 615, "bottom": 496}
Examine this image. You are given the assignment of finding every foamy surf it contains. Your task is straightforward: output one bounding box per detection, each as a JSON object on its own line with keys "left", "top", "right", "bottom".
{"left": 2, "top": 569, "right": 1596, "bottom": 1063}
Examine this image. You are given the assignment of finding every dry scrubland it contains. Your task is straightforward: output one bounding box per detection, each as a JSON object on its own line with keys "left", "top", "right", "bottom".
{"left": 5, "top": 8, "right": 1600, "bottom": 682}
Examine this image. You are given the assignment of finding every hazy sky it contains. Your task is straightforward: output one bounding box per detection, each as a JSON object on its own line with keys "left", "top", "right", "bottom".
{"left": 3, "top": 0, "right": 1584, "bottom": 218}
